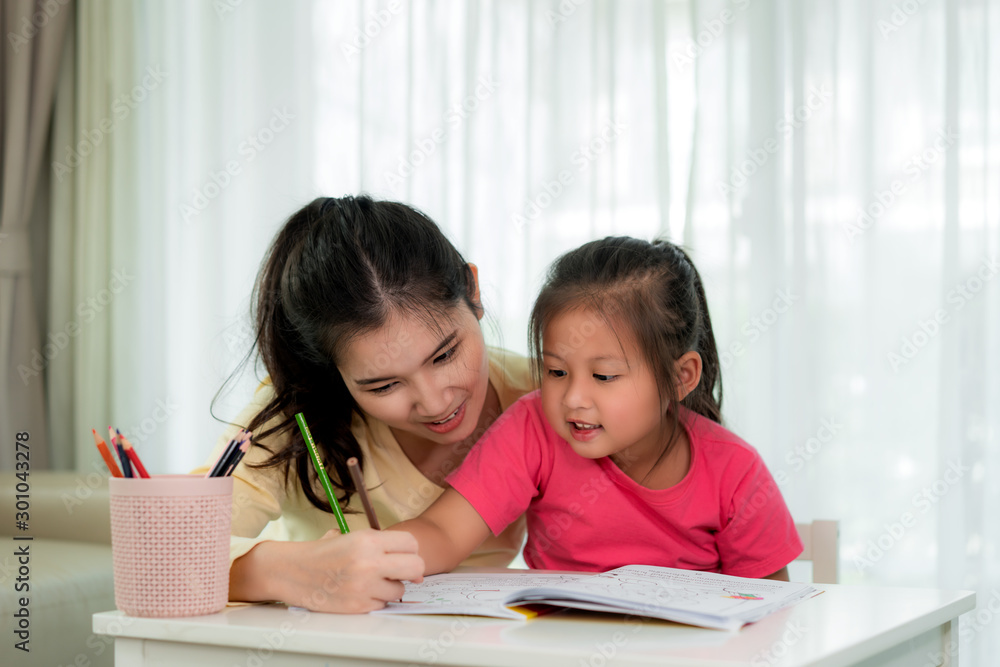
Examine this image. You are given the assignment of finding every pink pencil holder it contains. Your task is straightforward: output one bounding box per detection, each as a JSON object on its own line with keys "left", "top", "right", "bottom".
{"left": 109, "top": 474, "right": 233, "bottom": 617}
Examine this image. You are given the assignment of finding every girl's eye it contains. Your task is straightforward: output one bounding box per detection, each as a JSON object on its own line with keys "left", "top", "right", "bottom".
{"left": 547, "top": 369, "right": 566, "bottom": 378}
{"left": 434, "top": 345, "right": 459, "bottom": 364}
{"left": 369, "top": 382, "right": 397, "bottom": 395}
{"left": 593, "top": 374, "right": 617, "bottom": 382}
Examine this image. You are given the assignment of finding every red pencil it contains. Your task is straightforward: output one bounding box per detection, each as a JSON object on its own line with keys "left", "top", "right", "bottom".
{"left": 92, "top": 429, "right": 123, "bottom": 478}
{"left": 117, "top": 430, "right": 150, "bottom": 479}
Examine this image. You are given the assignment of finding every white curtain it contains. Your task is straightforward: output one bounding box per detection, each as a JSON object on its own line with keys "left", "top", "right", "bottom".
{"left": 52, "top": 1, "right": 998, "bottom": 663}
{"left": 50, "top": 0, "right": 317, "bottom": 470}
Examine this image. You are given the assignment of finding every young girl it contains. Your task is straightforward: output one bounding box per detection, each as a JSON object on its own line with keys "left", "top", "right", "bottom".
{"left": 392, "top": 236, "right": 802, "bottom": 580}
{"left": 193, "top": 196, "right": 537, "bottom": 612}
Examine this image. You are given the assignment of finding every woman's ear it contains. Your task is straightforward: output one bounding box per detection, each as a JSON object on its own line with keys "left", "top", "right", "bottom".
{"left": 467, "top": 263, "right": 484, "bottom": 320}
{"left": 674, "top": 351, "right": 703, "bottom": 402}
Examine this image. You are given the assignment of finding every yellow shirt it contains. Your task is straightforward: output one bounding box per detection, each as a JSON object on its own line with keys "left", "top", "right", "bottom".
{"left": 191, "top": 347, "right": 536, "bottom": 568}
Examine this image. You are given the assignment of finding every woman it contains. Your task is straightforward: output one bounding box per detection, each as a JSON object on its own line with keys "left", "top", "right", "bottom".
{"left": 194, "top": 196, "right": 535, "bottom": 613}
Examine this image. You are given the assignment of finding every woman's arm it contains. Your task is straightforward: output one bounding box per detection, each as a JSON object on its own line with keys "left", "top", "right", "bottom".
{"left": 229, "top": 530, "right": 426, "bottom": 613}
{"left": 389, "top": 488, "right": 493, "bottom": 575}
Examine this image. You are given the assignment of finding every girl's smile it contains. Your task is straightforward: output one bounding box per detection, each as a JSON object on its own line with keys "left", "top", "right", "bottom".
{"left": 567, "top": 418, "right": 603, "bottom": 440}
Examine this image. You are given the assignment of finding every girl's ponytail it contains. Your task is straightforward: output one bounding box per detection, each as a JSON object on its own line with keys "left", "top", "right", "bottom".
{"left": 679, "top": 253, "right": 722, "bottom": 423}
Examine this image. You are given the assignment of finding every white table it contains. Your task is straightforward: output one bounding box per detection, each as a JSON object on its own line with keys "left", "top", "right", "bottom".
{"left": 93, "top": 582, "right": 974, "bottom": 666}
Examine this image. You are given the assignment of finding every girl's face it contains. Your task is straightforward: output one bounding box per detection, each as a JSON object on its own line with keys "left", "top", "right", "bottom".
{"left": 337, "top": 303, "right": 490, "bottom": 448}
{"left": 540, "top": 308, "right": 667, "bottom": 469}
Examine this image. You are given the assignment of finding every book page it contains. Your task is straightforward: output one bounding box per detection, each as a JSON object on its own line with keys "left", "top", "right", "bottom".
{"left": 375, "top": 572, "right": 592, "bottom": 619}
{"left": 514, "top": 565, "right": 815, "bottom": 624}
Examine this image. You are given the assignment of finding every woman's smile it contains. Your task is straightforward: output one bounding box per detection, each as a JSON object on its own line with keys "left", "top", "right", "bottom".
{"left": 422, "top": 401, "right": 467, "bottom": 434}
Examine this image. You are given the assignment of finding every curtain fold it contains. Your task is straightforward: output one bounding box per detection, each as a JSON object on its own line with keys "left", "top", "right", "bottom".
{"left": 0, "top": 0, "right": 73, "bottom": 469}
{"left": 48, "top": 0, "right": 137, "bottom": 470}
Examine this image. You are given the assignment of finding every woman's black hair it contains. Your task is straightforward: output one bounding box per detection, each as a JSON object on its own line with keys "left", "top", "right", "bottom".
{"left": 238, "top": 195, "right": 478, "bottom": 514}
{"left": 528, "top": 236, "right": 723, "bottom": 477}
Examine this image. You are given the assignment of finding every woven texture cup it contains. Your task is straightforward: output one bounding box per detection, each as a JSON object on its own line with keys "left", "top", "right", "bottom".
{"left": 109, "top": 475, "right": 233, "bottom": 617}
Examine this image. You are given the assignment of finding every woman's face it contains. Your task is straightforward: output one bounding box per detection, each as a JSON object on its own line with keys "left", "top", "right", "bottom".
{"left": 336, "top": 302, "right": 490, "bottom": 448}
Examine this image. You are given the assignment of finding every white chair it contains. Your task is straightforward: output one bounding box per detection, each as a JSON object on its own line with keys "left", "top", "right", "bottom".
{"left": 794, "top": 520, "right": 840, "bottom": 584}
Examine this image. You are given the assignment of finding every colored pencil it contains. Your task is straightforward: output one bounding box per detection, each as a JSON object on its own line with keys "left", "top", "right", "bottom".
{"left": 111, "top": 427, "right": 133, "bottom": 478}
{"left": 206, "top": 430, "right": 242, "bottom": 478}
{"left": 346, "top": 457, "right": 380, "bottom": 530}
{"left": 117, "top": 430, "right": 150, "bottom": 479}
{"left": 92, "top": 429, "right": 123, "bottom": 478}
{"left": 222, "top": 436, "right": 252, "bottom": 477}
{"left": 215, "top": 431, "right": 248, "bottom": 477}
{"left": 295, "top": 412, "right": 350, "bottom": 534}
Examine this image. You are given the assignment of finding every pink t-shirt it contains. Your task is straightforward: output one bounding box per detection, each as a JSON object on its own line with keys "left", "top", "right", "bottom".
{"left": 447, "top": 390, "right": 802, "bottom": 577}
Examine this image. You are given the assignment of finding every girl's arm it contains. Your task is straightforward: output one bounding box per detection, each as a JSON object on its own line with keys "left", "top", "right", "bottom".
{"left": 389, "top": 488, "right": 493, "bottom": 575}
{"left": 762, "top": 566, "right": 790, "bottom": 581}
{"left": 228, "top": 530, "right": 426, "bottom": 613}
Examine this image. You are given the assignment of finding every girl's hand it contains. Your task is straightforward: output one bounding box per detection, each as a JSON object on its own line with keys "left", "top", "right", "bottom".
{"left": 230, "top": 529, "right": 425, "bottom": 614}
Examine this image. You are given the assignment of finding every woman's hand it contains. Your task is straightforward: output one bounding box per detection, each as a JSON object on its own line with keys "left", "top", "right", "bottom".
{"left": 229, "top": 529, "right": 425, "bottom": 613}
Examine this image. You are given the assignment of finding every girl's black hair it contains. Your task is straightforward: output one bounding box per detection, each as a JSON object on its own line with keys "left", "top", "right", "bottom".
{"left": 528, "top": 236, "right": 723, "bottom": 475}
{"left": 239, "top": 195, "right": 478, "bottom": 514}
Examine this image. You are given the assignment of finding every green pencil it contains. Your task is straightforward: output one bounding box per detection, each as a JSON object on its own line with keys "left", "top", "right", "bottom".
{"left": 295, "top": 412, "right": 350, "bottom": 534}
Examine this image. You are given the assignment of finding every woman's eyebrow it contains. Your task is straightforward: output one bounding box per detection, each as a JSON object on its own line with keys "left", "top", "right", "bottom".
{"left": 422, "top": 332, "right": 458, "bottom": 364}
{"left": 353, "top": 331, "right": 458, "bottom": 385}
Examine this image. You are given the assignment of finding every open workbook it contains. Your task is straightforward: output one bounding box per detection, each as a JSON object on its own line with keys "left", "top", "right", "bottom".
{"left": 374, "top": 565, "right": 817, "bottom": 631}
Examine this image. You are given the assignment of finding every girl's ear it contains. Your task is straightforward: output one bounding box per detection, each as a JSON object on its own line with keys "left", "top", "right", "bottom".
{"left": 467, "top": 263, "right": 484, "bottom": 320}
{"left": 674, "top": 351, "right": 703, "bottom": 401}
